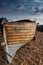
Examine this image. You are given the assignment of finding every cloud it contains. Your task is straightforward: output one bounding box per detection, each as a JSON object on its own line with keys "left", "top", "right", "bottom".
{"left": 17, "top": 0, "right": 34, "bottom": 2}
{"left": 0, "top": 0, "right": 43, "bottom": 15}
{"left": 38, "top": 3, "right": 43, "bottom": 10}
{"left": 33, "top": 0, "right": 43, "bottom": 2}
{"left": 19, "top": 0, "right": 43, "bottom": 2}
{"left": 39, "top": 0, "right": 43, "bottom": 1}
{"left": 0, "top": 2, "right": 5, "bottom": 7}
{"left": 29, "top": 6, "right": 36, "bottom": 12}
{"left": 0, "top": 2, "right": 10, "bottom": 8}
{"left": 16, "top": 4, "right": 24, "bottom": 11}
{"left": 34, "top": 0, "right": 40, "bottom": 2}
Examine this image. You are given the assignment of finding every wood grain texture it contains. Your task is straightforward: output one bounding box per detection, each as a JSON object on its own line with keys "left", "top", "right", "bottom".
{"left": 4, "top": 22, "right": 36, "bottom": 45}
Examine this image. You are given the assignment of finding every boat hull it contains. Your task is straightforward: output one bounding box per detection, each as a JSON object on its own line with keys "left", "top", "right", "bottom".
{"left": 4, "top": 22, "right": 36, "bottom": 45}
{"left": 3, "top": 22, "right": 37, "bottom": 63}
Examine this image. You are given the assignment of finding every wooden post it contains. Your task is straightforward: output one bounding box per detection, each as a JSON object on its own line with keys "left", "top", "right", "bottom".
{"left": 3, "top": 26, "right": 7, "bottom": 46}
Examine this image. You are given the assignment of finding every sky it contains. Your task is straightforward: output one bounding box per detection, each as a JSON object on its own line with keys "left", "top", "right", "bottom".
{"left": 0, "top": 0, "right": 43, "bottom": 24}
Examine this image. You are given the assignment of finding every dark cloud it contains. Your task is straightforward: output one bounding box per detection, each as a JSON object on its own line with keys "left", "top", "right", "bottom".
{"left": 0, "top": 0, "right": 43, "bottom": 15}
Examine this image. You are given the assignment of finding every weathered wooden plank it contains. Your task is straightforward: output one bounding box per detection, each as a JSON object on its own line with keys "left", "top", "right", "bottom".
{"left": 7, "top": 39, "right": 31, "bottom": 45}
{"left": 3, "top": 22, "right": 36, "bottom": 45}
{"left": 5, "top": 22, "right": 36, "bottom": 26}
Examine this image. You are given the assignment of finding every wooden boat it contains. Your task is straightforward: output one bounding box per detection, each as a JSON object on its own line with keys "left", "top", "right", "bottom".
{"left": 3, "top": 20, "right": 36, "bottom": 45}
{"left": 3, "top": 20, "right": 37, "bottom": 63}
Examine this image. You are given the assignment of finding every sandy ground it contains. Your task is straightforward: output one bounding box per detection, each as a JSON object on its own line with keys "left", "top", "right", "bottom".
{"left": 0, "top": 30, "right": 43, "bottom": 65}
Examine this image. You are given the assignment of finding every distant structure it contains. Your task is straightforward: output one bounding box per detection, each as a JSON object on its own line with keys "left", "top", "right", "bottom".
{"left": 37, "top": 25, "right": 43, "bottom": 32}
